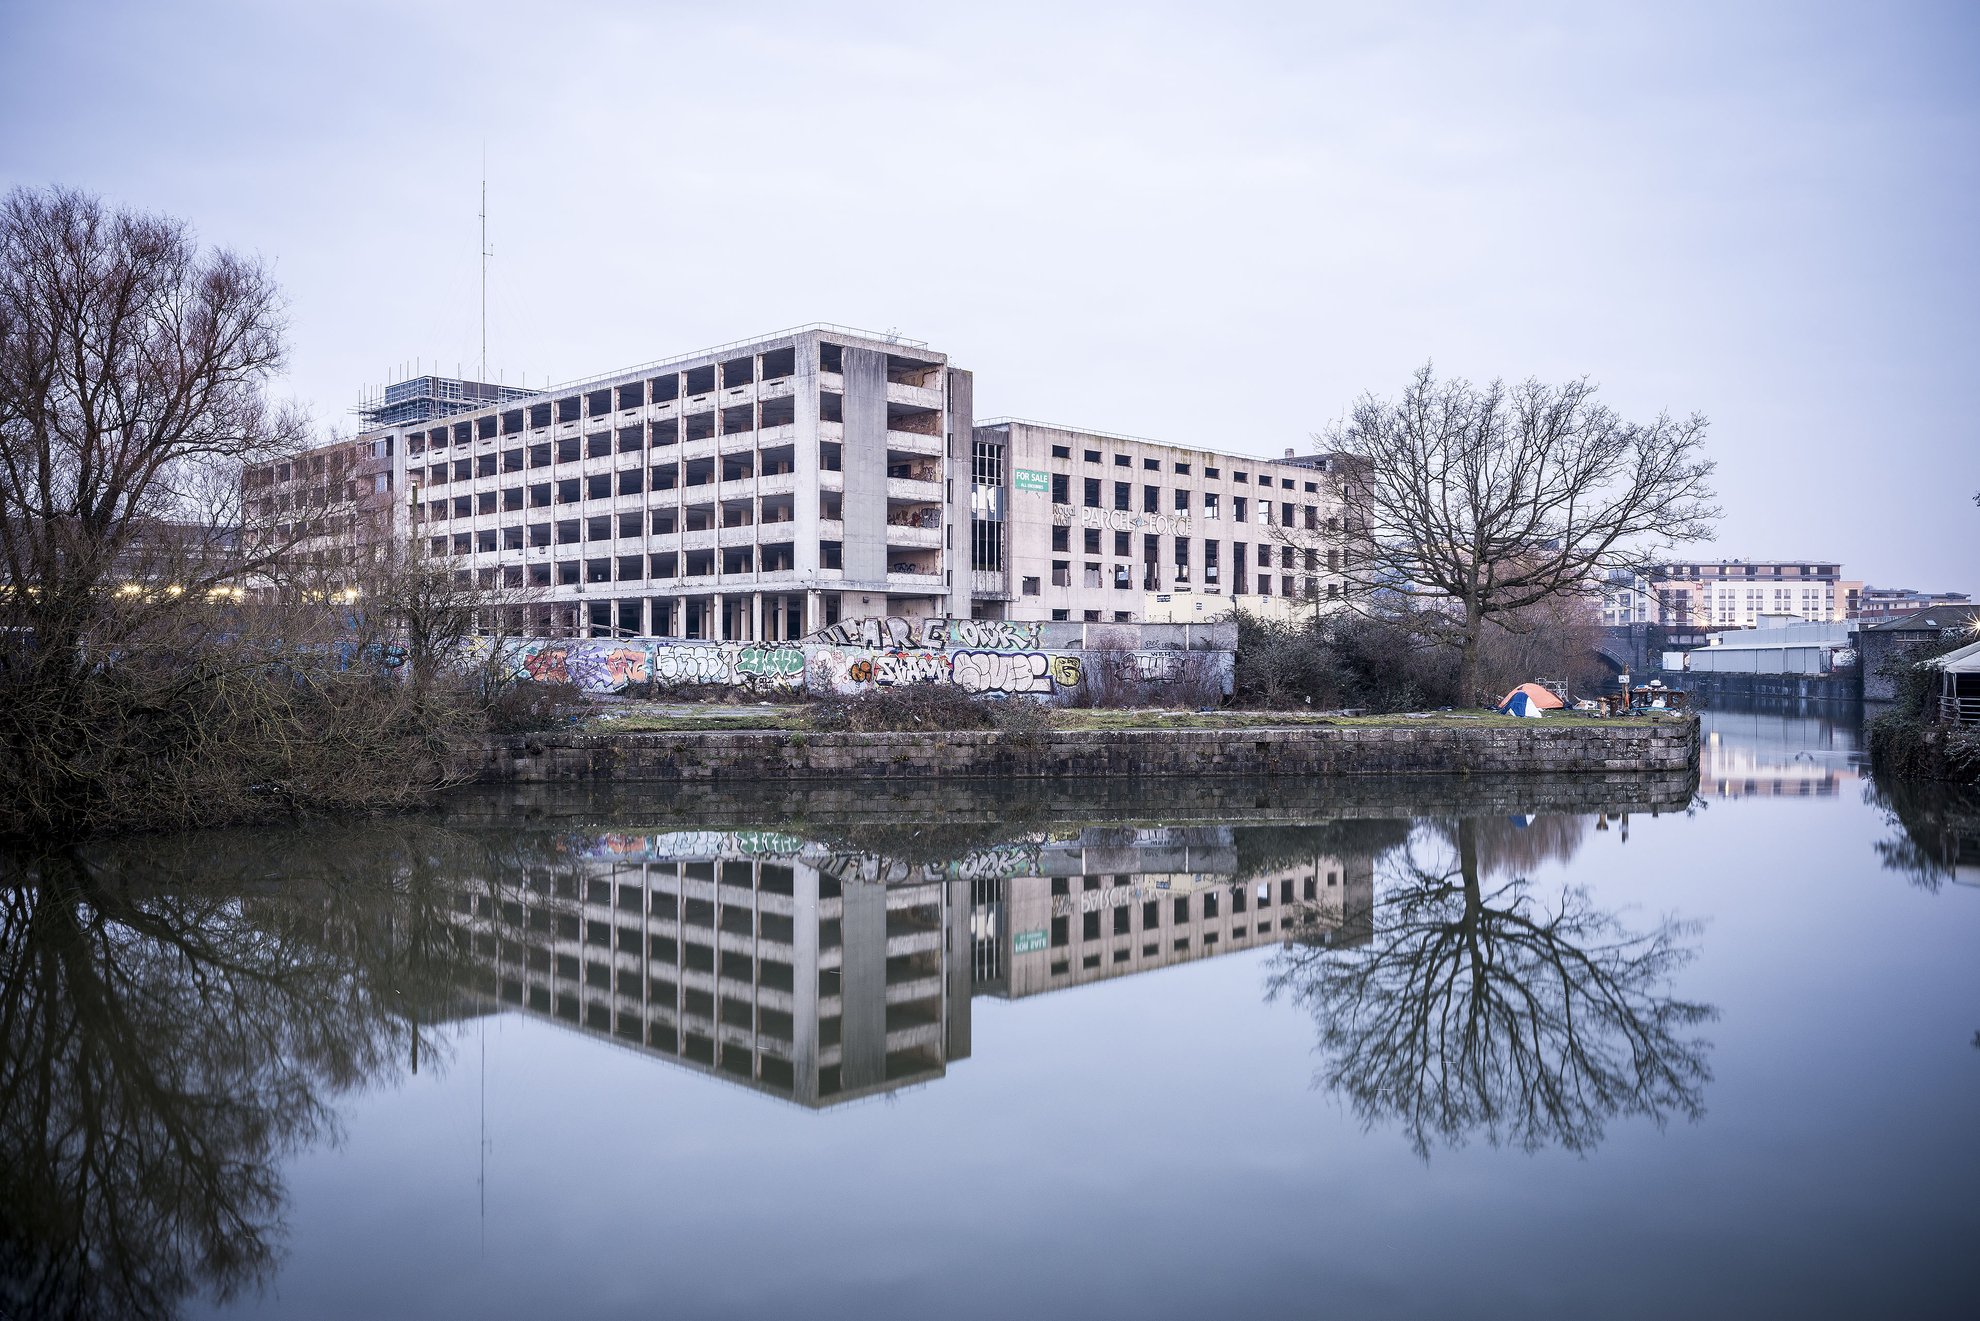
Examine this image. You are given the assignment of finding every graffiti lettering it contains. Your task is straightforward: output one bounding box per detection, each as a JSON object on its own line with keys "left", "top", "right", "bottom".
{"left": 802, "top": 615, "right": 1043, "bottom": 652}
{"left": 951, "top": 649, "right": 1051, "bottom": 694}
{"left": 874, "top": 651, "right": 951, "bottom": 686}
{"left": 1050, "top": 506, "right": 1190, "bottom": 538}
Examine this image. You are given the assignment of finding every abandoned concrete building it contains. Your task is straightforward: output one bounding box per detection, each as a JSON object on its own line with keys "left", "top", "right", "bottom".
{"left": 253, "top": 324, "right": 1348, "bottom": 638}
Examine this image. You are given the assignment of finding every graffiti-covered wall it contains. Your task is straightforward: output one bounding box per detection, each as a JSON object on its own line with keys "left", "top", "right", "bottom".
{"left": 481, "top": 616, "right": 1235, "bottom": 703}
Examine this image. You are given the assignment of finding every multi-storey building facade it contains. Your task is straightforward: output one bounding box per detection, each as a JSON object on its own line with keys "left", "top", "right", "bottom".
{"left": 1651, "top": 559, "right": 1861, "bottom": 631}
{"left": 255, "top": 325, "right": 974, "bottom": 640}
{"left": 967, "top": 420, "right": 1347, "bottom": 624}
{"left": 1599, "top": 568, "right": 1655, "bottom": 626}
{"left": 256, "top": 329, "right": 1357, "bottom": 637}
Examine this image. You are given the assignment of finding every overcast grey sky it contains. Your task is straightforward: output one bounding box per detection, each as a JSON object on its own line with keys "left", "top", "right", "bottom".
{"left": 2, "top": 0, "right": 1975, "bottom": 586}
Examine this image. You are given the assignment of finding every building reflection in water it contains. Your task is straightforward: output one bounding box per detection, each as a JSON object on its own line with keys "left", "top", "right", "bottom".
{"left": 441, "top": 820, "right": 1388, "bottom": 1108}
{"left": 1698, "top": 705, "right": 1864, "bottom": 799}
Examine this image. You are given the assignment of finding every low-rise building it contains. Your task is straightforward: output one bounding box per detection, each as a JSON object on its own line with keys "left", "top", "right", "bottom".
{"left": 1855, "top": 605, "right": 1980, "bottom": 701}
{"left": 1856, "top": 586, "right": 1972, "bottom": 622}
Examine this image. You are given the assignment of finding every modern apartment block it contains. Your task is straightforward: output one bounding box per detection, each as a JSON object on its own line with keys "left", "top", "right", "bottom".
{"left": 967, "top": 419, "right": 1348, "bottom": 624}
{"left": 1855, "top": 585, "right": 1972, "bottom": 621}
{"left": 1651, "top": 559, "right": 1861, "bottom": 630}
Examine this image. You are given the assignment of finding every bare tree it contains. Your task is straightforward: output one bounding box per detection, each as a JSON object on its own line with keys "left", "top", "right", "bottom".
{"left": 0, "top": 186, "right": 454, "bottom": 836}
{"left": 306, "top": 511, "right": 538, "bottom": 704}
{"left": 1319, "top": 364, "right": 1719, "bottom": 704}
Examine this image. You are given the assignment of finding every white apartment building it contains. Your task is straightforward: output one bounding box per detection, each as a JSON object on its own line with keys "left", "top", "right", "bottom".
{"left": 1651, "top": 559, "right": 1861, "bottom": 631}
{"left": 1600, "top": 568, "right": 1655, "bottom": 626}
{"left": 256, "top": 330, "right": 1351, "bottom": 637}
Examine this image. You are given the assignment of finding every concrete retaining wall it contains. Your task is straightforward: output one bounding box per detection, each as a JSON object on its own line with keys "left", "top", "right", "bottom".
{"left": 476, "top": 719, "right": 1698, "bottom": 785}
{"left": 1687, "top": 671, "right": 1859, "bottom": 706}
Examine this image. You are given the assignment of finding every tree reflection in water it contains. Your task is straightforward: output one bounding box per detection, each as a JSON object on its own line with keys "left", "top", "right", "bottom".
{"left": 1268, "top": 816, "right": 1715, "bottom": 1157}
{"left": 1868, "top": 779, "right": 1980, "bottom": 892}
{"left": 0, "top": 825, "right": 530, "bottom": 1321}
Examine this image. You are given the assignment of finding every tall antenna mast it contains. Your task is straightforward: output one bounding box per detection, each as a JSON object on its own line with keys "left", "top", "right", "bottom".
{"left": 479, "top": 156, "right": 490, "bottom": 386}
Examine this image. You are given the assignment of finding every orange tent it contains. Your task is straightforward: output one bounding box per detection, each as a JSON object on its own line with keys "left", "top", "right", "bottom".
{"left": 1497, "top": 682, "right": 1565, "bottom": 710}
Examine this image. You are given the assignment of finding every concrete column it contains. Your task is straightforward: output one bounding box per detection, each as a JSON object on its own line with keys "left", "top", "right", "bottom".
{"left": 751, "top": 592, "right": 763, "bottom": 642}
{"left": 805, "top": 589, "right": 821, "bottom": 635}
{"left": 712, "top": 592, "right": 725, "bottom": 641}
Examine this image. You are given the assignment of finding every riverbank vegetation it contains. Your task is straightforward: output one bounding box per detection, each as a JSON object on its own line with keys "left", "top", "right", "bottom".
{"left": 1229, "top": 599, "right": 1609, "bottom": 713}
{"left": 0, "top": 187, "right": 545, "bottom": 840}
{"left": 1867, "top": 633, "right": 1980, "bottom": 783}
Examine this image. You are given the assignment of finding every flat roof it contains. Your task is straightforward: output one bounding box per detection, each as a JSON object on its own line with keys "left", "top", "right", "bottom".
{"left": 976, "top": 416, "right": 1333, "bottom": 472}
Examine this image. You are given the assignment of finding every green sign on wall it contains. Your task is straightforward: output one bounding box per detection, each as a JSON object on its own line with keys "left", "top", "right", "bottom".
{"left": 1013, "top": 929, "right": 1050, "bottom": 954}
{"left": 1013, "top": 468, "right": 1050, "bottom": 493}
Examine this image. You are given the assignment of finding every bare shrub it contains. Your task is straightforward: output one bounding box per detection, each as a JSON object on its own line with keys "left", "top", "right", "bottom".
{"left": 483, "top": 679, "right": 583, "bottom": 735}
{"left": 808, "top": 683, "right": 996, "bottom": 733}
{"left": 988, "top": 695, "right": 1054, "bottom": 749}
{"left": 1066, "top": 643, "right": 1225, "bottom": 709}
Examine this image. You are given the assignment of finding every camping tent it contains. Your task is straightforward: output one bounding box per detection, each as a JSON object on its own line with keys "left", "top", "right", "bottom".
{"left": 1497, "top": 683, "right": 1564, "bottom": 718}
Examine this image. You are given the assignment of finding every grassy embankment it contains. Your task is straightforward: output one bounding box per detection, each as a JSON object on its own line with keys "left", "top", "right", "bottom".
{"left": 577, "top": 704, "right": 1678, "bottom": 735}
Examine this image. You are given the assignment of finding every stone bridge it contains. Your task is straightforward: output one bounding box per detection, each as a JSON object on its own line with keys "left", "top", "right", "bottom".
{"left": 1595, "top": 624, "right": 1657, "bottom": 679}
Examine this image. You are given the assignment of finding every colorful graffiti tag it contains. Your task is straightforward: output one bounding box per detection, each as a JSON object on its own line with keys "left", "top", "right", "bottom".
{"left": 801, "top": 615, "right": 1043, "bottom": 652}
{"left": 477, "top": 620, "right": 1227, "bottom": 700}
{"left": 502, "top": 639, "right": 807, "bottom": 692}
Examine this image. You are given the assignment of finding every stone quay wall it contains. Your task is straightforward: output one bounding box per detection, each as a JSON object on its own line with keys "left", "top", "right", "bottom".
{"left": 475, "top": 720, "right": 1699, "bottom": 785}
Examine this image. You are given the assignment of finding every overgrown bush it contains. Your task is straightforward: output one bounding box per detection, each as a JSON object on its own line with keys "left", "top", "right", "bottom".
{"left": 1867, "top": 633, "right": 1979, "bottom": 783}
{"left": 1066, "top": 645, "right": 1225, "bottom": 709}
{"left": 0, "top": 646, "right": 470, "bottom": 838}
{"left": 482, "top": 679, "right": 585, "bottom": 734}
{"left": 988, "top": 694, "right": 1054, "bottom": 749}
{"left": 808, "top": 683, "right": 998, "bottom": 732}
{"left": 1232, "top": 600, "right": 1606, "bottom": 712}
{"left": 806, "top": 683, "right": 1062, "bottom": 738}
{"left": 1232, "top": 609, "right": 1456, "bottom": 711}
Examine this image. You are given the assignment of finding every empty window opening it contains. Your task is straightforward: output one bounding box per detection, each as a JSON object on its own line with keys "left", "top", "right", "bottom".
{"left": 759, "top": 395, "right": 796, "bottom": 429}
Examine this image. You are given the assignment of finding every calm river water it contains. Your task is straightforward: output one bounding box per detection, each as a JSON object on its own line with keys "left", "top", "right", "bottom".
{"left": 4, "top": 707, "right": 1978, "bottom": 1319}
